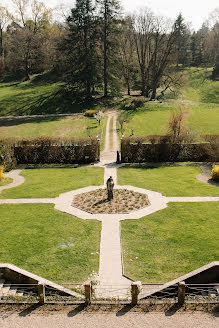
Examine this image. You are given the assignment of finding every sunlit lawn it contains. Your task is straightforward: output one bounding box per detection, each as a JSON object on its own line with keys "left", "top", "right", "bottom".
{"left": 122, "top": 67, "right": 219, "bottom": 137}
{"left": 1, "top": 167, "right": 104, "bottom": 198}
{"left": 121, "top": 202, "right": 219, "bottom": 282}
{"left": 118, "top": 166, "right": 219, "bottom": 197}
{"left": 0, "top": 204, "right": 101, "bottom": 283}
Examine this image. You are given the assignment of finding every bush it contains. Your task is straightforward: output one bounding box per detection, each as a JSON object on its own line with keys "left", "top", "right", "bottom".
{"left": 0, "top": 165, "right": 5, "bottom": 181}
{"left": 84, "top": 110, "right": 98, "bottom": 117}
{"left": 120, "top": 99, "right": 145, "bottom": 111}
{"left": 211, "top": 164, "right": 219, "bottom": 182}
{"left": 0, "top": 140, "right": 16, "bottom": 171}
{"left": 201, "top": 135, "right": 219, "bottom": 143}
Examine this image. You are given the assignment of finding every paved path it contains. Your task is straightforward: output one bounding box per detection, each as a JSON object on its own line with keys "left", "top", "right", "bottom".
{"left": 196, "top": 164, "right": 219, "bottom": 186}
{"left": 1, "top": 310, "right": 219, "bottom": 328}
{"left": 1, "top": 309, "right": 219, "bottom": 328}
{"left": 0, "top": 169, "right": 25, "bottom": 194}
{"left": 1, "top": 111, "right": 219, "bottom": 299}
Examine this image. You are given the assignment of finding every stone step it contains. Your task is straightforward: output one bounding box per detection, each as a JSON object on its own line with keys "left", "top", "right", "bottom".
{"left": 0, "top": 282, "right": 11, "bottom": 296}
{"left": 0, "top": 282, "right": 24, "bottom": 297}
{"left": 8, "top": 286, "right": 18, "bottom": 296}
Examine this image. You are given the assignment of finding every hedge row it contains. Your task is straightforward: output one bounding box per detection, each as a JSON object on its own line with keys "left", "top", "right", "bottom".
{"left": 121, "top": 138, "right": 219, "bottom": 162}
{"left": 0, "top": 140, "right": 16, "bottom": 171}
{"left": 1, "top": 137, "right": 100, "bottom": 165}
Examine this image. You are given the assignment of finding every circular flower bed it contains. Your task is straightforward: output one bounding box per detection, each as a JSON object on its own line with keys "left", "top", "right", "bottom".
{"left": 72, "top": 189, "right": 150, "bottom": 214}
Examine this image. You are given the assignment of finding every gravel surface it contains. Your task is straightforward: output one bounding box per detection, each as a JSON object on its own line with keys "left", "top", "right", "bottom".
{"left": 0, "top": 311, "right": 218, "bottom": 328}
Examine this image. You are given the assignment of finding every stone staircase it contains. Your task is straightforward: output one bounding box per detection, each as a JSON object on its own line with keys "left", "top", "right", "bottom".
{"left": 0, "top": 279, "right": 24, "bottom": 298}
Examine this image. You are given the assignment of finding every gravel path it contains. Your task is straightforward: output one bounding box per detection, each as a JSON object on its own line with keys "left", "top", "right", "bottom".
{"left": 0, "top": 311, "right": 218, "bottom": 328}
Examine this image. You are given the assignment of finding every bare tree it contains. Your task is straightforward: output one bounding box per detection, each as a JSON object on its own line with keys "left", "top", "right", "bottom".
{"left": 119, "top": 18, "right": 136, "bottom": 95}
{"left": 0, "top": 6, "right": 11, "bottom": 59}
{"left": 149, "top": 17, "right": 178, "bottom": 99}
{"left": 131, "top": 9, "right": 154, "bottom": 97}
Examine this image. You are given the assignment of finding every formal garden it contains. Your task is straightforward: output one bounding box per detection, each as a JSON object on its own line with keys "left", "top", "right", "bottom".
{"left": 0, "top": 67, "right": 218, "bottom": 292}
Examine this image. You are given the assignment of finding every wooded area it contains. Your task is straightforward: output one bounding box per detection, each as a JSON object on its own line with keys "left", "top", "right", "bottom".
{"left": 0, "top": 0, "right": 218, "bottom": 101}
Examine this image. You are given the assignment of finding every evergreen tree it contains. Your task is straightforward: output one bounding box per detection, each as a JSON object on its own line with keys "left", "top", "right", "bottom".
{"left": 65, "top": 0, "right": 99, "bottom": 98}
{"left": 174, "top": 13, "right": 191, "bottom": 67}
{"left": 97, "top": 0, "right": 122, "bottom": 97}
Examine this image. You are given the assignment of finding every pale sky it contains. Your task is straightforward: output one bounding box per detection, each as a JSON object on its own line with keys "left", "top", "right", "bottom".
{"left": 2, "top": 0, "right": 219, "bottom": 30}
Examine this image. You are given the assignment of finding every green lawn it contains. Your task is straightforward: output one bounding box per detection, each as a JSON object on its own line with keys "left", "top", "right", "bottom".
{"left": 0, "top": 178, "right": 12, "bottom": 186}
{"left": 0, "top": 204, "right": 101, "bottom": 283}
{"left": 118, "top": 166, "right": 219, "bottom": 196}
{"left": 0, "top": 76, "right": 82, "bottom": 116}
{"left": 1, "top": 167, "right": 104, "bottom": 198}
{"left": 121, "top": 202, "right": 219, "bottom": 283}
{"left": 109, "top": 116, "right": 114, "bottom": 149}
{"left": 122, "top": 67, "right": 219, "bottom": 137}
{"left": 0, "top": 115, "right": 107, "bottom": 143}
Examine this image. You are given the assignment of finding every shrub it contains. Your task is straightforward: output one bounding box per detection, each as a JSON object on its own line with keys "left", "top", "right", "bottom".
{"left": 0, "top": 140, "right": 16, "bottom": 171}
{"left": 201, "top": 135, "right": 219, "bottom": 143}
{"left": 211, "top": 165, "right": 219, "bottom": 182}
{"left": 121, "top": 102, "right": 135, "bottom": 111}
{"left": 120, "top": 99, "right": 145, "bottom": 111}
{"left": 84, "top": 110, "right": 98, "bottom": 117}
{"left": 0, "top": 165, "right": 5, "bottom": 181}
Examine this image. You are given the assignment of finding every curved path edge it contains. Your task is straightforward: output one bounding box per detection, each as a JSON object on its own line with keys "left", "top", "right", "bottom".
{"left": 0, "top": 169, "right": 25, "bottom": 194}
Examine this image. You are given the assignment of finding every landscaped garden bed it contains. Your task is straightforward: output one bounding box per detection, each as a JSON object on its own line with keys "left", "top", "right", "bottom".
{"left": 72, "top": 189, "right": 150, "bottom": 214}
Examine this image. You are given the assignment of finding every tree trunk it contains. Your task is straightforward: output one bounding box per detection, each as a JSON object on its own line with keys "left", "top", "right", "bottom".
{"left": 151, "top": 85, "right": 157, "bottom": 100}
{"left": 127, "top": 82, "right": 130, "bottom": 96}
{"left": 103, "top": 4, "right": 108, "bottom": 97}
{"left": 0, "top": 27, "right": 3, "bottom": 59}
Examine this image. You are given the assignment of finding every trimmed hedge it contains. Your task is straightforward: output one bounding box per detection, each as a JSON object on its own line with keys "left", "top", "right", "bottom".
{"left": 1, "top": 137, "right": 100, "bottom": 165}
{"left": 121, "top": 137, "right": 219, "bottom": 163}
{"left": 0, "top": 140, "right": 16, "bottom": 171}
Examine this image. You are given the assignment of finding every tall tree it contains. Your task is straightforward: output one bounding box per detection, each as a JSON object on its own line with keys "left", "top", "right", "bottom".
{"left": 64, "top": 0, "right": 99, "bottom": 98}
{"left": 0, "top": 6, "right": 11, "bottom": 59}
{"left": 119, "top": 17, "right": 137, "bottom": 95}
{"left": 174, "top": 13, "right": 191, "bottom": 67}
{"left": 131, "top": 9, "right": 154, "bottom": 97}
{"left": 97, "top": 0, "right": 121, "bottom": 97}
{"left": 6, "top": 0, "right": 54, "bottom": 80}
{"left": 149, "top": 17, "right": 178, "bottom": 99}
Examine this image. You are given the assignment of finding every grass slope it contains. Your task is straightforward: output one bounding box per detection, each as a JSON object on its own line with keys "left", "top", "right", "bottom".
{"left": 118, "top": 166, "right": 219, "bottom": 197}
{"left": 1, "top": 167, "right": 104, "bottom": 198}
{"left": 0, "top": 204, "right": 101, "bottom": 283}
{"left": 121, "top": 202, "right": 219, "bottom": 283}
{"left": 122, "top": 67, "right": 219, "bottom": 136}
{"left": 0, "top": 115, "right": 107, "bottom": 141}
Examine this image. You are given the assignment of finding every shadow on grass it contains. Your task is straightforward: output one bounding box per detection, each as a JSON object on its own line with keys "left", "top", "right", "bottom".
{"left": 201, "top": 86, "right": 219, "bottom": 104}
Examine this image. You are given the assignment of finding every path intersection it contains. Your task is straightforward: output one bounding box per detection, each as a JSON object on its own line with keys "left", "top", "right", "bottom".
{"left": 0, "top": 112, "right": 218, "bottom": 299}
